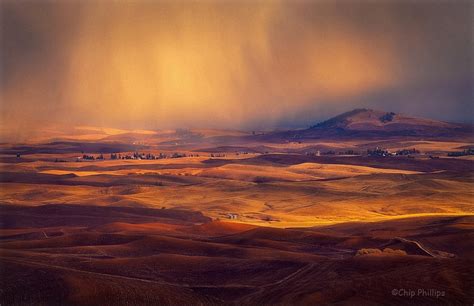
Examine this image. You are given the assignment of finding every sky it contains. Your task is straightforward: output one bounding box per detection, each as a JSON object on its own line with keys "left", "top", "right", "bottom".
{"left": 1, "top": 0, "right": 472, "bottom": 133}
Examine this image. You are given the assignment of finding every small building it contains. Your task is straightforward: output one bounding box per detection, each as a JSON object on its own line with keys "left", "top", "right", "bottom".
{"left": 227, "top": 213, "right": 238, "bottom": 220}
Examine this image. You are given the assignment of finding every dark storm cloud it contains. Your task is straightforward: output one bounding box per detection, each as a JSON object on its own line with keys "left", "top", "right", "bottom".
{"left": 0, "top": 0, "right": 472, "bottom": 133}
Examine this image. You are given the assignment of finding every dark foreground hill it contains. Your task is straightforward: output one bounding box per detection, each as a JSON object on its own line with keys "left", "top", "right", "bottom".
{"left": 0, "top": 205, "right": 472, "bottom": 305}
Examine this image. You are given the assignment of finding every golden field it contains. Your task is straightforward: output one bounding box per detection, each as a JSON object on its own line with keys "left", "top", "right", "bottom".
{"left": 0, "top": 124, "right": 473, "bottom": 305}
{"left": 1, "top": 127, "right": 473, "bottom": 227}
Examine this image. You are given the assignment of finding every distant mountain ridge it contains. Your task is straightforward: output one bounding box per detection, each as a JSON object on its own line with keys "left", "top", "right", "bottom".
{"left": 266, "top": 108, "right": 473, "bottom": 140}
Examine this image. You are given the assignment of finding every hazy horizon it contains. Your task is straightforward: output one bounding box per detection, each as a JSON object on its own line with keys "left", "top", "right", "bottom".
{"left": 1, "top": 0, "right": 472, "bottom": 133}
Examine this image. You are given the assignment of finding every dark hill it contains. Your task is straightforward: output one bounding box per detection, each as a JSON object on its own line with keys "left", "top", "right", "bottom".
{"left": 264, "top": 109, "right": 473, "bottom": 140}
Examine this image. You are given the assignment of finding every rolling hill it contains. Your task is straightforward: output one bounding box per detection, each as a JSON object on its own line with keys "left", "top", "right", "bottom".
{"left": 267, "top": 109, "right": 473, "bottom": 140}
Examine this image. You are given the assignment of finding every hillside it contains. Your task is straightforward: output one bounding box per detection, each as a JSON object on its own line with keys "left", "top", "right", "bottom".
{"left": 268, "top": 109, "right": 473, "bottom": 140}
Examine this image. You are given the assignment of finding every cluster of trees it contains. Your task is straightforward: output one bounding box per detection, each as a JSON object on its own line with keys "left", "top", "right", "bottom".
{"left": 379, "top": 112, "right": 396, "bottom": 123}
{"left": 367, "top": 147, "right": 390, "bottom": 157}
{"left": 113, "top": 152, "right": 194, "bottom": 160}
{"left": 81, "top": 154, "right": 98, "bottom": 160}
{"left": 235, "top": 152, "right": 250, "bottom": 155}
{"left": 448, "top": 148, "right": 474, "bottom": 157}
{"left": 75, "top": 152, "right": 196, "bottom": 161}
{"left": 338, "top": 150, "right": 359, "bottom": 155}
{"left": 210, "top": 153, "right": 226, "bottom": 157}
{"left": 395, "top": 148, "right": 420, "bottom": 155}
{"left": 312, "top": 150, "right": 359, "bottom": 156}
{"left": 368, "top": 147, "right": 420, "bottom": 157}
{"left": 111, "top": 152, "right": 163, "bottom": 160}
{"left": 171, "top": 153, "right": 188, "bottom": 158}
